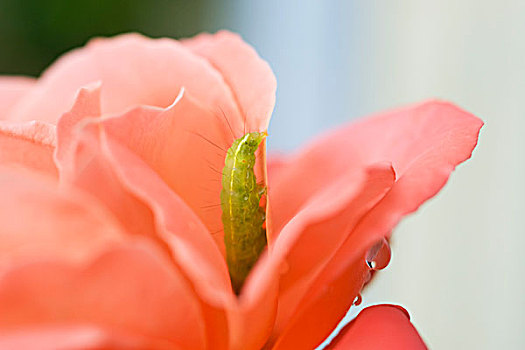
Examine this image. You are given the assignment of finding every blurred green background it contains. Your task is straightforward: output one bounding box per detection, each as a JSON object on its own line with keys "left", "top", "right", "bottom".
{"left": 0, "top": 0, "right": 222, "bottom": 76}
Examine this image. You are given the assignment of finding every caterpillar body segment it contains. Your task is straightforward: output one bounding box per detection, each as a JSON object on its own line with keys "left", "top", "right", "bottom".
{"left": 221, "top": 132, "right": 267, "bottom": 294}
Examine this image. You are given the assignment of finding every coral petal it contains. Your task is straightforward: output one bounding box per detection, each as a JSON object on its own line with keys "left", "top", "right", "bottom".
{"left": 96, "top": 91, "right": 233, "bottom": 254}
{"left": 0, "top": 76, "right": 35, "bottom": 120}
{"left": 271, "top": 257, "right": 368, "bottom": 350}
{"left": 0, "top": 243, "right": 206, "bottom": 349}
{"left": 54, "top": 83, "right": 102, "bottom": 177}
{"left": 269, "top": 101, "right": 483, "bottom": 238}
{"left": 0, "top": 325, "right": 179, "bottom": 350}
{"left": 55, "top": 87, "right": 233, "bottom": 346}
{"left": 326, "top": 305, "right": 427, "bottom": 350}
{"left": 9, "top": 34, "right": 242, "bottom": 125}
{"left": 0, "top": 167, "right": 125, "bottom": 266}
{"left": 228, "top": 260, "right": 279, "bottom": 350}
{"left": 0, "top": 121, "right": 57, "bottom": 176}
{"left": 57, "top": 87, "right": 233, "bottom": 301}
{"left": 0, "top": 167, "right": 205, "bottom": 348}
{"left": 266, "top": 101, "right": 482, "bottom": 348}
{"left": 182, "top": 30, "right": 276, "bottom": 132}
{"left": 270, "top": 164, "right": 396, "bottom": 336}
{"left": 98, "top": 127, "right": 234, "bottom": 302}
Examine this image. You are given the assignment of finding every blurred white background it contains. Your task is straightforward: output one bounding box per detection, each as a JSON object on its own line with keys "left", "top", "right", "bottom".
{"left": 225, "top": 1, "right": 524, "bottom": 348}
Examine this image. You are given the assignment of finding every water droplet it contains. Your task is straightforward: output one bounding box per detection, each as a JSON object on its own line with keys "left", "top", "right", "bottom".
{"left": 244, "top": 196, "right": 248, "bottom": 201}
{"left": 365, "top": 237, "right": 391, "bottom": 271}
{"left": 353, "top": 293, "right": 362, "bottom": 306}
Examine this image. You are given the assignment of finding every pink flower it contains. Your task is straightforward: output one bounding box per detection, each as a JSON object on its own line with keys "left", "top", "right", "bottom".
{"left": 0, "top": 31, "right": 482, "bottom": 349}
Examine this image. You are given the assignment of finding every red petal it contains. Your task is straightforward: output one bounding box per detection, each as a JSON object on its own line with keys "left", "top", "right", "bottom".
{"left": 327, "top": 305, "right": 427, "bottom": 350}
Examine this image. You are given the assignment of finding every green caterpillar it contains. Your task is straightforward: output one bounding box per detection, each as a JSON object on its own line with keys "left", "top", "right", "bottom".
{"left": 221, "top": 132, "right": 267, "bottom": 294}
